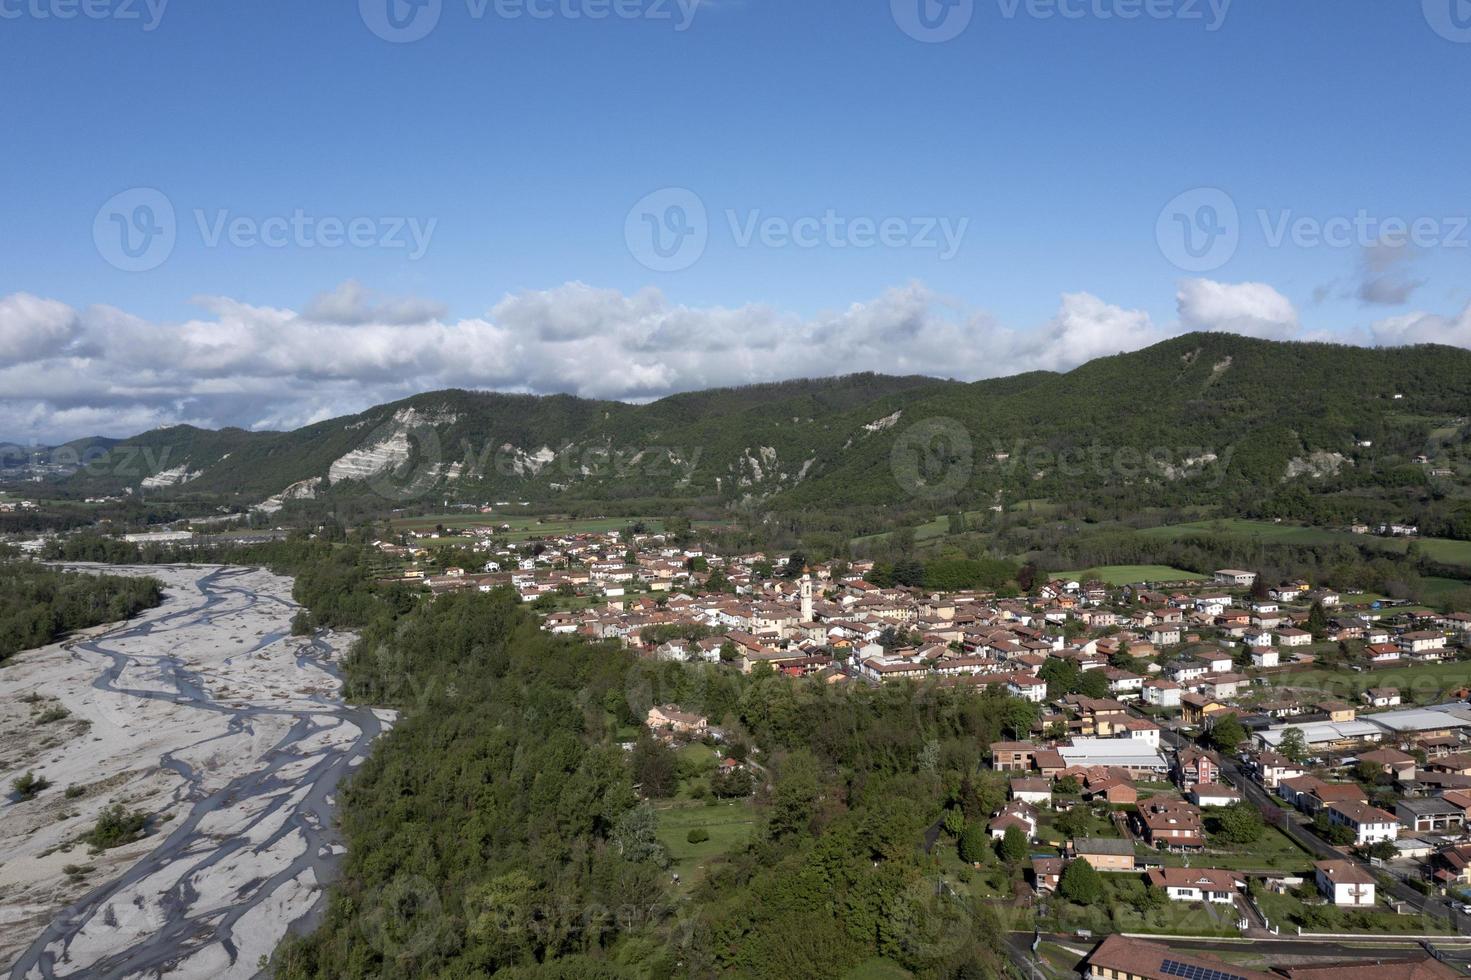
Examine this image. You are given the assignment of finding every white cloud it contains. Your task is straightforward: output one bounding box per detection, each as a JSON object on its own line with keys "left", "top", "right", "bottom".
{"left": 1368, "top": 303, "right": 1471, "bottom": 348}
{"left": 0, "top": 279, "right": 1463, "bottom": 445}
{"left": 1176, "top": 279, "right": 1299, "bottom": 339}
{"left": 0, "top": 293, "right": 84, "bottom": 364}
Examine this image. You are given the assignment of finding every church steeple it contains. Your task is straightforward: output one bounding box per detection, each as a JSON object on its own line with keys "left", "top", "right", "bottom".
{"left": 800, "top": 567, "right": 814, "bottom": 622}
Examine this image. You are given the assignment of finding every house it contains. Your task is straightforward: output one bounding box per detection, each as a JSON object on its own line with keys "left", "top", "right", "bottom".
{"left": 1276, "top": 627, "right": 1313, "bottom": 648}
{"left": 1146, "top": 624, "right": 1182, "bottom": 647}
{"left": 1142, "top": 678, "right": 1183, "bottom": 708}
{"left": 1174, "top": 746, "right": 1217, "bottom": 788}
{"left": 1251, "top": 647, "right": 1280, "bottom": 669}
{"left": 1315, "top": 859, "right": 1376, "bottom": 907}
{"left": 1010, "top": 777, "right": 1053, "bottom": 805}
{"left": 1357, "top": 747, "right": 1416, "bottom": 779}
{"left": 1084, "top": 936, "right": 1277, "bottom": 980}
{"left": 991, "top": 741, "right": 1037, "bottom": 772}
{"left": 1071, "top": 837, "right": 1136, "bottom": 872}
{"left": 1136, "top": 799, "right": 1205, "bottom": 850}
{"left": 1145, "top": 867, "right": 1243, "bottom": 904}
{"left": 1006, "top": 673, "right": 1049, "bottom": 703}
{"left": 1432, "top": 843, "right": 1471, "bottom": 887}
{"left": 1181, "top": 693, "right": 1230, "bottom": 726}
{"left": 1395, "top": 797, "right": 1464, "bottom": 834}
{"left": 1256, "top": 751, "right": 1306, "bottom": 789}
{"left": 1189, "top": 783, "right": 1243, "bottom": 807}
{"left": 1362, "top": 687, "right": 1402, "bottom": 708}
{"left": 645, "top": 704, "right": 708, "bottom": 735}
{"left": 1325, "top": 801, "right": 1400, "bottom": 845}
{"left": 1214, "top": 569, "right": 1258, "bottom": 586}
{"left": 989, "top": 800, "right": 1039, "bottom": 839}
{"left": 1122, "top": 719, "right": 1162, "bottom": 748}
{"left": 1030, "top": 856, "right": 1063, "bottom": 894}
{"left": 1366, "top": 643, "right": 1402, "bottom": 664}
{"left": 1400, "top": 631, "right": 1447, "bottom": 656}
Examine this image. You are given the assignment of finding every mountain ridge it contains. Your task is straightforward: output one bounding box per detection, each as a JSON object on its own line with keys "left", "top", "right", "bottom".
{"left": 10, "top": 334, "right": 1471, "bottom": 516}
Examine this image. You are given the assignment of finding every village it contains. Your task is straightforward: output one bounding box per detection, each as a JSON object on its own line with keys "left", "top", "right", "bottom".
{"left": 388, "top": 519, "right": 1471, "bottom": 967}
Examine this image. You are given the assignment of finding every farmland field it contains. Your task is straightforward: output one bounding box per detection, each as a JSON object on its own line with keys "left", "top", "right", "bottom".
{"left": 1139, "top": 519, "right": 1471, "bottom": 570}
{"left": 1053, "top": 565, "right": 1206, "bottom": 585}
{"left": 654, "top": 799, "right": 758, "bottom": 893}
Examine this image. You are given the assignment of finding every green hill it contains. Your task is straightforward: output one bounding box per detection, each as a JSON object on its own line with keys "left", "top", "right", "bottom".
{"left": 16, "top": 334, "right": 1471, "bottom": 527}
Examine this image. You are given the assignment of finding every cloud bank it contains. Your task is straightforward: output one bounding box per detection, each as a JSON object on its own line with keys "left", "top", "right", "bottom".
{"left": 1, "top": 277, "right": 1465, "bottom": 444}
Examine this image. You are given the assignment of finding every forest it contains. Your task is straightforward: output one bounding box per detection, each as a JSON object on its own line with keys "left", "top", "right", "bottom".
{"left": 249, "top": 540, "right": 1031, "bottom": 979}
{"left": 0, "top": 556, "right": 163, "bottom": 665}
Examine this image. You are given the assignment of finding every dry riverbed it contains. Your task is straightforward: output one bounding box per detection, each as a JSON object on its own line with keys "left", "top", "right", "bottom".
{"left": 0, "top": 564, "right": 392, "bottom": 979}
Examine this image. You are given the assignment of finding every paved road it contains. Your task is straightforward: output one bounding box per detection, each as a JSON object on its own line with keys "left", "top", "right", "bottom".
{"left": 1160, "top": 726, "right": 1468, "bottom": 935}
{"left": 7, "top": 566, "right": 385, "bottom": 980}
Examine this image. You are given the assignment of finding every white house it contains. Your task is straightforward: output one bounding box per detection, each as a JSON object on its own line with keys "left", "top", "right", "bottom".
{"left": 1214, "top": 569, "right": 1257, "bottom": 587}
{"left": 1010, "top": 777, "right": 1053, "bottom": 805}
{"left": 1006, "top": 673, "right": 1048, "bottom": 703}
{"left": 1315, "top": 860, "right": 1375, "bottom": 907}
{"left": 1400, "top": 631, "right": 1447, "bottom": 655}
{"left": 1124, "top": 720, "right": 1162, "bottom": 748}
{"left": 1251, "top": 648, "right": 1280, "bottom": 669}
{"left": 1146, "top": 868, "right": 1242, "bottom": 904}
{"left": 1276, "top": 628, "right": 1313, "bottom": 648}
{"left": 1326, "top": 801, "right": 1400, "bottom": 846}
{"left": 1143, "top": 679, "right": 1183, "bottom": 708}
{"left": 1243, "top": 628, "right": 1274, "bottom": 648}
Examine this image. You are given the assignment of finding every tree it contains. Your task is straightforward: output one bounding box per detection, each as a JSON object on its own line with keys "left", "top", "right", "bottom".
{"left": 998, "top": 825, "right": 1028, "bottom": 865}
{"left": 1278, "top": 727, "right": 1308, "bottom": 763}
{"left": 631, "top": 738, "right": 679, "bottom": 798}
{"left": 1059, "top": 859, "right": 1105, "bottom": 905}
{"left": 1215, "top": 802, "right": 1264, "bottom": 844}
{"left": 958, "top": 821, "right": 990, "bottom": 864}
{"left": 1054, "top": 775, "right": 1082, "bottom": 795}
{"left": 1365, "top": 839, "right": 1398, "bottom": 861}
{"left": 1306, "top": 600, "right": 1329, "bottom": 639}
{"left": 1210, "top": 714, "right": 1246, "bottom": 753}
{"left": 611, "top": 803, "right": 669, "bottom": 867}
{"left": 767, "top": 750, "right": 820, "bottom": 840}
{"left": 1076, "top": 669, "right": 1111, "bottom": 700}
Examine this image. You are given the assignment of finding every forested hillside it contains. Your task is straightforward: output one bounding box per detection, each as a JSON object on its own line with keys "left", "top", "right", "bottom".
{"left": 17, "top": 334, "right": 1471, "bottom": 533}
{"left": 265, "top": 563, "right": 1028, "bottom": 979}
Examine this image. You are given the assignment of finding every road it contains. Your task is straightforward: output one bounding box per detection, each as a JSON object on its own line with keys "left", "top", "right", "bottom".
{"left": 3, "top": 565, "right": 386, "bottom": 980}
{"left": 1160, "top": 725, "right": 1467, "bottom": 934}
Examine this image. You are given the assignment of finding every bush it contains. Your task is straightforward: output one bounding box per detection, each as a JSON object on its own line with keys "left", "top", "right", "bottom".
{"left": 686, "top": 827, "right": 710, "bottom": 844}
{"left": 64, "top": 785, "right": 85, "bottom": 799}
{"left": 37, "top": 705, "right": 70, "bottom": 724}
{"left": 12, "top": 770, "right": 51, "bottom": 799}
{"left": 84, "top": 804, "right": 148, "bottom": 850}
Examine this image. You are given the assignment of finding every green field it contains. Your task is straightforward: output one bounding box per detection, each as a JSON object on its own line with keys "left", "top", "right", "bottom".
{"left": 654, "top": 799, "right": 758, "bottom": 892}
{"left": 1285, "top": 658, "right": 1471, "bottom": 702}
{"left": 1140, "top": 519, "right": 1471, "bottom": 570}
{"left": 1053, "top": 565, "right": 1207, "bottom": 585}
{"left": 1148, "top": 824, "right": 1310, "bottom": 871}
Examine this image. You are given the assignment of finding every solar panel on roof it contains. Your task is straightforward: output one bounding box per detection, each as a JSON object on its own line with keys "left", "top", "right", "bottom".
{"left": 1160, "top": 959, "right": 1249, "bottom": 980}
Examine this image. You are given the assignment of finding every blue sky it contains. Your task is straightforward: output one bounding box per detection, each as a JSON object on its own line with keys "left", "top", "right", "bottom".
{"left": 1, "top": 0, "right": 1469, "bottom": 441}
